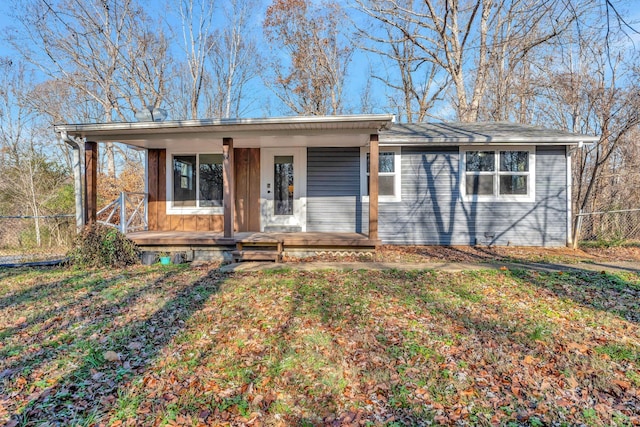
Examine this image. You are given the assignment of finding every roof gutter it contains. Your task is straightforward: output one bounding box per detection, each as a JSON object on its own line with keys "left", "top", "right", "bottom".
{"left": 379, "top": 136, "right": 600, "bottom": 146}
{"left": 54, "top": 114, "right": 396, "bottom": 135}
{"left": 59, "top": 131, "right": 85, "bottom": 232}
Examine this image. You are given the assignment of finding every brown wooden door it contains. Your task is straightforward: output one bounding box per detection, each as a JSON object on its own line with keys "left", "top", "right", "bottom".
{"left": 234, "top": 148, "right": 261, "bottom": 231}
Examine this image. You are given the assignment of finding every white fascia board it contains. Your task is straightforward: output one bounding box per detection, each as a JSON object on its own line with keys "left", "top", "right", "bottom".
{"left": 53, "top": 114, "right": 395, "bottom": 136}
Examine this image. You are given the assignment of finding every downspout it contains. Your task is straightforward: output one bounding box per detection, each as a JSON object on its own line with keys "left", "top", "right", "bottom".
{"left": 566, "top": 144, "right": 573, "bottom": 248}
{"left": 59, "top": 131, "right": 85, "bottom": 232}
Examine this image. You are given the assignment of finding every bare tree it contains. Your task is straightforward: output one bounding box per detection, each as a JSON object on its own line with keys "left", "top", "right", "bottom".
{"left": 0, "top": 59, "right": 70, "bottom": 244}
{"left": 119, "top": 20, "right": 172, "bottom": 117}
{"left": 206, "top": 0, "right": 262, "bottom": 118}
{"left": 357, "top": 71, "right": 375, "bottom": 115}
{"left": 355, "top": 0, "right": 447, "bottom": 122}
{"left": 535, "top": 25, "right": 640, "bottom": 234}
{"left": 174, "top": 0, "right": 217, "bottom": 119}
{"left": 356, "top": 0, "right": 575, "bottom": 122}
{"left": 263, "top": 0, "right": 352, "bottom": 115}
{"left": 0, "top": 60, "right": 36, "bottom": 166}
{"left": 8, "top": 0, "right": 170, "bottom": 176}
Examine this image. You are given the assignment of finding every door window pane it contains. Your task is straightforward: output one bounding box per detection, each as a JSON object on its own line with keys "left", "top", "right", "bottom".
{"left": 173, "top": 156, "right": 196, "bottom": 207}
{"left": 274, "top": 155, "right": 294, "bottom": 215}
{"left": 199, "top": 154, "right": 223, "bottom": 207}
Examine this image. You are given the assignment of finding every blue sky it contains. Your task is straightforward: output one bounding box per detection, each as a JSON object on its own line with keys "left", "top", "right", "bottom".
{"left": 0, "top": 0, "right": 384, "bottom": 119}
{"left": 1, "top": 0, "right": 638, "bottom": 121}
{"left": 0, "top": 3, "right": 17, "bottom": 57}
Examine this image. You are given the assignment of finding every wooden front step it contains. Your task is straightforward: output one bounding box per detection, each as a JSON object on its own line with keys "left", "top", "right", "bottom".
{"left": 231, "top": 249, "right": 281, "bottom": 262}
{"left": 233, "top": 236, "right": 283, "bottom": 263}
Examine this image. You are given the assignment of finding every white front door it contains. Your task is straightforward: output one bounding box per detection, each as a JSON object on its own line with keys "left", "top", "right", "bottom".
{"left": 260, "top": 147, "right": 307, "bottom": 232}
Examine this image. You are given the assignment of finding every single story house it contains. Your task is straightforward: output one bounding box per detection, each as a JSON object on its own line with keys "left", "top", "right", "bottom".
{"left": 54, "top": 115, "right": 598, "bottom": 259}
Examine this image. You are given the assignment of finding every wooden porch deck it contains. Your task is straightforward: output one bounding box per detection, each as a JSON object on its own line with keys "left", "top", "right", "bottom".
{"left": 127, "top": 231, "right": 380, "bottom": 249}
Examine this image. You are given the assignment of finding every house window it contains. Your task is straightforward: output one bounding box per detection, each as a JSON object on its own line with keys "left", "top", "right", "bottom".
{"left": 360, "top": 147, "right": 401, "bottom": 202}
{"left": 461, "top": 147, "right": 534, "bottom": 201}
{"left": 171, "top": 154, "right": 223, "bottom": 210}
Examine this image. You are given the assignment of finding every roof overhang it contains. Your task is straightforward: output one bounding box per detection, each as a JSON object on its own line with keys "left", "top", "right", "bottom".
{"left": 379, "top": 122, "right": 600, "bottom": 146}
{"left": 54, "top": 114, "right": 396, "bottom": 149}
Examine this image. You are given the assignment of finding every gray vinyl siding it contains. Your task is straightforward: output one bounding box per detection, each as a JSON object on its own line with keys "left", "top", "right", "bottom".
{"left": 306, "top": 147, "right": 365, "bottom": 232}
{"left": 306, "top": 145, "right": 568, "bottom": 246}
{"left": 378, "top": 146, "right": 568, "bottom": 246}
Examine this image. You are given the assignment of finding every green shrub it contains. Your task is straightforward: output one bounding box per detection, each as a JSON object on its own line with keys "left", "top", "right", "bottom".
{"left": 67, "top": 224, "right": 139, "bottom": 268}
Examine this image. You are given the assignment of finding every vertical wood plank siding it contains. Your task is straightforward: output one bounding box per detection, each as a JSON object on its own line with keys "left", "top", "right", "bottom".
{"left": 166, "top": 214, "right": 223, "bottom": 231}
{"left": 147, "top": 149, "right": 160, "bottom": 230}
{"left": 378, "top": 146, "right": 568, "bottom": 246}
{"left": 306, "top": 147, "right": 364, "bottom": 233}
{"left": 148, "top": 148, "right": 222, "bottom": 232}
{"left": 234, "top": 148, "right": 261, "bottom": 232}
{"left": 157, "top": 149, "right": 167, "bottom": 229}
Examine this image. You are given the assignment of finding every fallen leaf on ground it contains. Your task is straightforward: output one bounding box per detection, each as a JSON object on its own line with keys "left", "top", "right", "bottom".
{"left": 103, "top": 351, "right": 120, "bottom": 362}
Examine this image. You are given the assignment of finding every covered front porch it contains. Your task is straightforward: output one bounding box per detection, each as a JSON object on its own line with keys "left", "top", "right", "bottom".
{"left": 54, "top": 115, "right": 394, "bottom": 260}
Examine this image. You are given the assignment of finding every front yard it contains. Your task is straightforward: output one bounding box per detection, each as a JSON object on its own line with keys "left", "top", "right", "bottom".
{"left": 1, "top": 261, "right": 639, "bottom": 426}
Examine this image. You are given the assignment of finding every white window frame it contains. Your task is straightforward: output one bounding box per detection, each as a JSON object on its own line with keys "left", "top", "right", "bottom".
{"left": 459, "top": 146, "right": 535, "bottom": 202}
{"left": 166, "top": 150, "right": 224, "bottom": 215}
{"left": 360, "top": 146, "right": 402, "bottom": 202}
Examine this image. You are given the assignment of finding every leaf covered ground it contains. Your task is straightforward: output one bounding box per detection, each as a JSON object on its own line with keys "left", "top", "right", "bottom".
{"left": 292, "top": 244, "right": 640, "bottom": 264}
{"left": 1, "top": 261, "right": 639, "bottom": 426}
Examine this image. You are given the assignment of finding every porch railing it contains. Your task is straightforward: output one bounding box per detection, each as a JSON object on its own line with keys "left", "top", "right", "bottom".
{"left": 97, "top": 192, "right": 148, "bottom": 234}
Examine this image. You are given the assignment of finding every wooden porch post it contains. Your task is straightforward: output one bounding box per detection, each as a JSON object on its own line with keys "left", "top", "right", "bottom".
{"left": 369, "top": 134, "right": 379, "bottom": 240}
{"left": 223, "top": 138, "right": 235, "bottom": 238}
{"left": 147, "top": 149, "right": 160, "bottom": 231}
{"left": 84, "top": 141, "right": 98, "bottom": 224}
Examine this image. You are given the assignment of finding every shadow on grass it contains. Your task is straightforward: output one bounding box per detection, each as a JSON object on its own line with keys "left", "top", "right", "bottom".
{"left": 0, "top": 268, "right": 92, "bottom": 310}
{"left": 5, "top": 266, "right": 226, "bottom": 425}
{"left": 259, "top": 267, "right": 638, "bottom": 424}
{"left": 277, "top": 270, "right": 441, "bottom": 425}
{"left": 383, "top": 245, "right": 505, "bottom": 263}
{"left": 240, "top": 269, "right": 541, "bottom": 424}
{"left": 181, "top": 270, "right": 388, "bottom": 425}
{"left": 577, "top": 260, "right": 640, "bottom": 274}
{"left": 506, "top": 267, "right": 640, "bottom": 324}
{"left": 0, "top": 269, "right": 157, "bottom": 350}
{"left": 7, "top": 265, "right": 634, "bottom": 425}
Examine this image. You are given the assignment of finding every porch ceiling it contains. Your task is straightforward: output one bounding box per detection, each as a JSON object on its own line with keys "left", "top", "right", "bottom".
{"left": 54, "top": 114, "right": 395, "bottom": 149}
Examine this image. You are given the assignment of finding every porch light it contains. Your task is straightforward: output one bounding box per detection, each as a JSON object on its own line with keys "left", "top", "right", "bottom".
{"left": 135, "top": 106, "right": 168, "bottom": 122}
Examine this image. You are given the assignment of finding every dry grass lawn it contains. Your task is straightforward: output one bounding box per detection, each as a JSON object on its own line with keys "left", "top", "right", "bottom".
{"left": 1, "top": 251, "right": 639, "bottom": 426}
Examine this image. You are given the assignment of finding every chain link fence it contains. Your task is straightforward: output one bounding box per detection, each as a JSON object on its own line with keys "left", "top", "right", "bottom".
{"left": 3, "top": 209, "right": 638, "bottom": 262}
{"left": 575, "top": 209, "right": 640, "bottom": 244}
{"left": 0, "top": 215, "right": 76, "bottom": 264}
